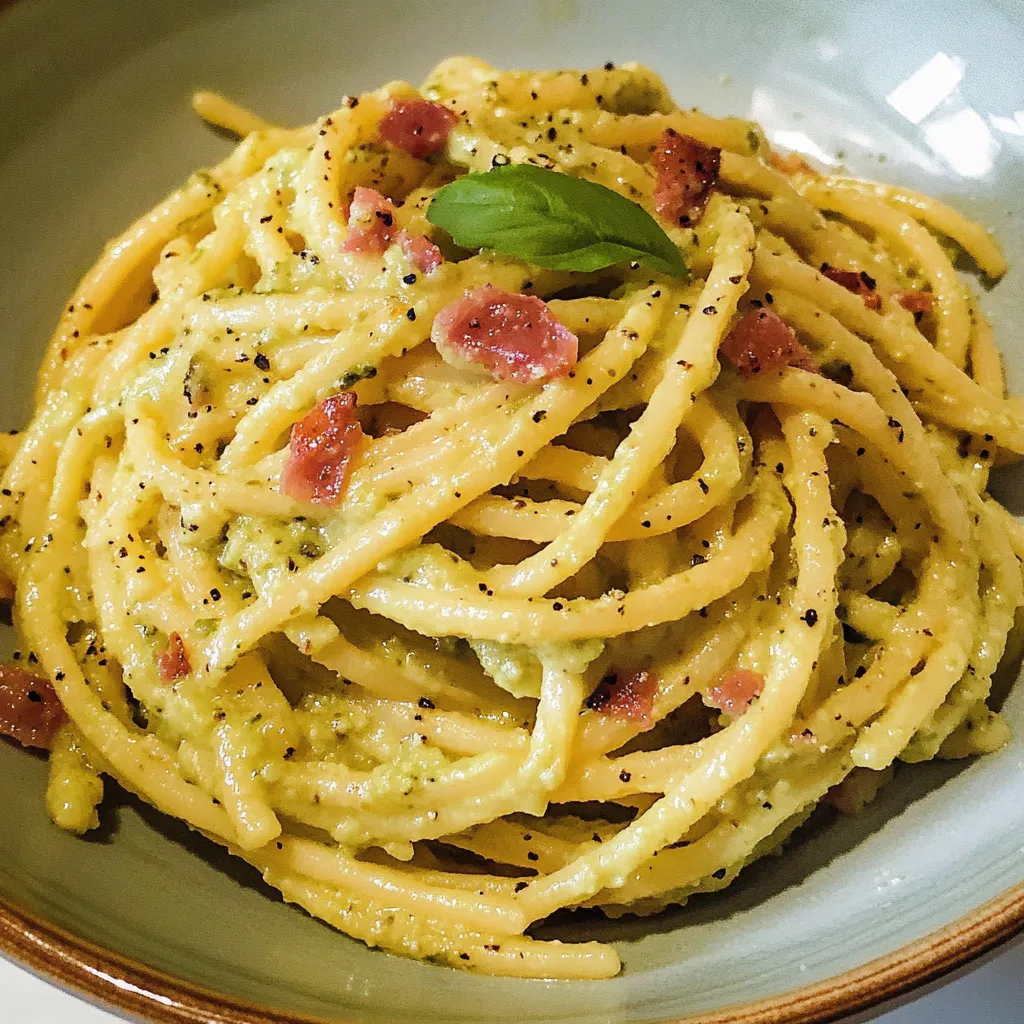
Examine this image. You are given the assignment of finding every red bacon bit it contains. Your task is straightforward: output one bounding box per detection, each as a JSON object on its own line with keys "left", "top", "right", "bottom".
{"left": 431, "top": 285, "right": 578, "bottom": 383}
{"left": 341, "top": 189, "right": 443, "bottom": 273}
{"left": 720, "top": 308, "right": 817, "bottom": 377}
{"left": 585, "top": 669, "right": 657, "bottom": 724}
{"left": 157, "top": 632, "right": 191, "bottom": 682}
{"left": 821, "top": 264, "right": 882, "bottom": 311}
{"left": 0, "top": 664, "right": 66, "bottom": 749}
{"left": 379, "top": 99, "right": 458, "bottom": 159}
{"left": 281, "top": 391, "right": 365, "bottom": 506}
{"left": 342, "top": 187, "right": 398, "bottom": 256}
{"left": 399, "top": 231, "right": 444, "bottom": 274}
{"left": 897, "top": 290, "right": 935, "bottom": 314}
{"left": 652, "top": 128, "right": 722, "bottom": 227}
{"left": 707, "top": 669, "right": 764, "bottom": 718}
{"left": 768, "top": 149, "right": 815, "bottom": 176}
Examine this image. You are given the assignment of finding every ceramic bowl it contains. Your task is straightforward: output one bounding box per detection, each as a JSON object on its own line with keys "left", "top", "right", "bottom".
{"left": 2, "top": 1, "right": 1024, "bottom": 1021}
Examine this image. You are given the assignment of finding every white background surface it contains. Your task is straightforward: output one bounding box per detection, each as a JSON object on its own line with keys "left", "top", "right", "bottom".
{"left": 2, "top": 943, "right": 1023, "bottom": 1023}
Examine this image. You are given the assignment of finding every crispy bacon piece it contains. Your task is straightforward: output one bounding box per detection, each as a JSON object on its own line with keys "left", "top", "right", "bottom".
{"left": 157, "top": 632, "right": 191, "bottom": 682}
{"left": 281, "top": 391, "right": 365, "bottom": 506}
{"left": 0, "top": 664, "right": 66, "bottom": 749}
{"left": 379, "top": 99, "right": 458, "bottom": 159}
{"left": 585, "top": 669, "right": 657, "bottom": 724}
{"left": 652, "top": 128, "right": 721, "bottom": 227}
{"left": 707, "top": 668, "right": 764, "bottom": 718}
{"left": 720, "top": 308, "right": 817, "bottom": 377}
{"left": 768, "top": 149, "right": 815, "bottom": 175}
{"left": 342, "top": 186, "right": 398, "bottom": 256}
{"left": 897, "top": 290, "right": 935, "bottom": 314}
{"left": 399, "top": 231, "right": 444, "bottom": 275}
{"left": 431, "top": 285, "right": 578, "bottom": 383}
{"left": 821, "top": 264, "right": 882, "bottom": 311}
{"left": 341, "top": 187, "right": 442, "bottom": 273}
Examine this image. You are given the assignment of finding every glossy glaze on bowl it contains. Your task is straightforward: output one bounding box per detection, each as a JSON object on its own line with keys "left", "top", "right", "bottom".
{"left": 1, "top": 1, "right": 1024, "bottom": 1022}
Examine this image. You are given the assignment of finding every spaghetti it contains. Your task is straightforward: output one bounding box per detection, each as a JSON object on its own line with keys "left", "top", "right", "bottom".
{"left": 1, "top": 58, "right": 1021, "bottom": 979}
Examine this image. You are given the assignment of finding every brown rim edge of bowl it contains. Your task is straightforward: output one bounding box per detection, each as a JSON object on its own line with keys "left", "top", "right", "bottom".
{"left": 2, "top": 880, "right": 1024, "bottom": 1024}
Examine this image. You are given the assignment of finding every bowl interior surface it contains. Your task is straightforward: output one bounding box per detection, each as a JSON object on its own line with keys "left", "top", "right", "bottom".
{"left": 2, "top": 1, "right": 1024, "bottom": 1021}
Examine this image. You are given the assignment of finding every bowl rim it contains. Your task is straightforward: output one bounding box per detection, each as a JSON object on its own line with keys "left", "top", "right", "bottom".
{"left": 2, "top": 880, "right": 1024, "bottom": 1024}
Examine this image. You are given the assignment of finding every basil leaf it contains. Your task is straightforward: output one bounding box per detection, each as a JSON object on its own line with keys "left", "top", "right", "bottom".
{"left": 426, "top": 163, "right": 687, "bottom": 278}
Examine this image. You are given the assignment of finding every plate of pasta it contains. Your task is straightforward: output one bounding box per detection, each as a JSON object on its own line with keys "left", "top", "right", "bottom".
{"left": 2, "top": 1, "right": 1024, "bottom": 1022}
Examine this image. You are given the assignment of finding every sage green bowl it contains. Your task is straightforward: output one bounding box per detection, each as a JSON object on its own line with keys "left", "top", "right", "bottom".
{"left": 2, "top": 1, "right": 1024, "bottom": 1021}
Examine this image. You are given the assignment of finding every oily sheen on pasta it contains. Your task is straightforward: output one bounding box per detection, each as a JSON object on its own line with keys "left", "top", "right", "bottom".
{"left": 2, "top": 59, "right": 1023, "bottom": 980}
